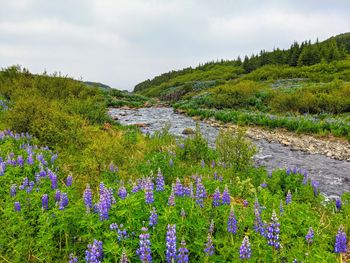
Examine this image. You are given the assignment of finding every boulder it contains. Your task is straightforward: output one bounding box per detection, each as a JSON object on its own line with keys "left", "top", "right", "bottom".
{"left": 182, "top": 128, "right": 195, "bottom": 135}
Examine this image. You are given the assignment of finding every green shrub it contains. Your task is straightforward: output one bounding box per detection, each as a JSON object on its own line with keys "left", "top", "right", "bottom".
{"left": 216, "top": 128, "right": 256, "bottom": 172}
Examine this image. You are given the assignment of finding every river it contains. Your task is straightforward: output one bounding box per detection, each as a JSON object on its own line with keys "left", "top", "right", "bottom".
{"left": 109, "top": 107, "right": 350, "bottom": 198}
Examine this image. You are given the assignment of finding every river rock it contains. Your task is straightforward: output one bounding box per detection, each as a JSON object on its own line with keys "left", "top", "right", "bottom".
{"left": 182, "top": 128, "right": 195, "bottom": 135}
{"left": 132, "top": 123, "right": 149, "bottom": 128}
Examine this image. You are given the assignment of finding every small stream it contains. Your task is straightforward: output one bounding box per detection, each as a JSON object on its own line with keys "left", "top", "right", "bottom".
{"left": 109, "top": 107, "right": 350, "bottom": 198}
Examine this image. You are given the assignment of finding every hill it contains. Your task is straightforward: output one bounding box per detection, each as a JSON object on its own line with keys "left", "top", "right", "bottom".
{"left": 83, "top": 81, "right": 113, "bottom": 91}
{"left": 134, "top": 32, "right": 350, "bottom": 100}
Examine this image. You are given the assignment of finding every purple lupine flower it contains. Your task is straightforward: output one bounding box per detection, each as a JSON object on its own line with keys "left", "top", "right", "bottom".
{"left": 39, "top": 168, "right": 46, "bottom": 177}
{"left": 116, "top": 224, "right": 128, "bottom": 241}
{"left": 174, "top": 178, "right": 184, "bottom": 196}
{"left": 292, "top": 166, "right": 298, "bottom": 174}
{"left": 10, "top": 185, "right": 16, "bottom": 197}
{"left": 99, "top": 183, "right": 112, "bottom": 220}
{"left": 109, "top": 162, "right": 118, "bottom": 173}
{"left": 85, "top": 239, "right": 103, "bottom": 263}
{"left": 286, "top": 190, "right": 292, "bottom": 205}
{"left": 239, "top": 236, "right": 252, "bottom": 259}
{"left": 260, "top": 182, "right": 267, "bottom": 188}
{"left": 254, "top": 209, "right": 264, "bottom": 235}
{"left": 209, "top": 219, "right": 215, "bottom": 234}
{"left": 84, "top": 184, "right": 93, "bottom": 212}
{"left": 0, "top": 162, "right": 5, "bottom": 175}
{"left": 27, "top": 154, "right": 34, "bottom": 165}
{"left": 110, "top": 223, "right": 118, "bottom": 230}
{"left": 195, "top": 178, "right": 207, "bottom": 208}
{"left": 334, "top": 225, "right": 347, "bottom": 253}
{"left": 169, "top": 159, "right": 173, "bottom": 167}
{"left": 51, "top": 154, "right": 58, "bottom": 164}
{"left": 59, "top": 193, "right": 69, "bottom": 210}
{"left": 211, "top": 160, "right": 215, "bottom": 168}
{"left": 222, "top": 185, "right": 230, "bottom": 205}
{"left": 227, "top": 208, "right": 237, "bottom": 234}
{"left": 305, "top": 227, "right": 314, "bottom": 244}
{"left": 17, "top": 155, "right": 24, "bottom": 167}
{"left": 213, "top": 172, "right": 218, "bottom": 180}
{"left": 55, "top": 189, "right": 61, "bottom": 202}
{"left": 42, "top": 194, "right": 49, "bottom": 210}
{"left": 26, "top": 181, "right": 34, "bottom": 193}
{"left": 177, "top": 238, "right": 189, "bottom": 263}
{"left": 132, "top": 182, "right": 140, "bottom": 193}
{"left": 243, "top": 200, "right": 249, "bottom": 207}
{"left": 118, "top": 185, "right": 127, "bottom": 200}
{"left": 14, "top": 201, "right": 21, "bottom": 212}
{"left": 166, "top": 224, "right": 176, "bottom": 262}
{"left": 66, "top": 175, "right": 73, "bottom": 187}
{"left": 279, "top": 200, "right": 284, "bottom": 215}
{"left": 254, "top": 198, "right": 262, "bottom": 213}
{"left": 120, "top": 248, "right": 128, "bottom": 263}
{"left": 336, "top": 198, "right": 342, "bottom": 210}
{"left": 156, "top": 168, "right": 165, "bottom": 191}
{"left": 50, "top": 173, "right": 57, "bottom": 189}
{"left": 168, "top": 188, "right": 175, "bottom": 206}
{"left": 201, "top": 159, "right": 205, "bottom": 168}
{"left": 69, "top": 253, "right": 78, "bottom": 263}
{"left": 181, "top": 208, "right": 186, "bottom": 218}
{"left": 204, "top": 233, "right": 215, "bottom": 256}
{"left": 19, "top": 177, "right": 29, "bottom": 190}
{"left": 311, "top": 180, "right": 319, "bottom": 196}
{"left": 212, "top": 187, "right": 221, "bottom": 207}
{"left": 149, "top": 207, "right": 158, "bottom": 227}
{"left": 302, "top": 172, "right": 308, "bottom": 185}
{"left": 144, "top": 178, "right": 154, "bottom": 204}
{"left": 183, "top": 186, "right": 190, "bottom": 197}
{"left": 136, "top": 227, "right": 152, "bottom": 262}
{"left": 267, "top": 210, "right": 281, "bottom": 249}
{"left": 286, "top": 167, "right": 291, "bottom": 175}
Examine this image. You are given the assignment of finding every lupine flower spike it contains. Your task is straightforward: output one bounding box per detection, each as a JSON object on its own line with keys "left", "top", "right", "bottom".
{"left": 204, "top": 233, "right": 215, "bottom": 256}
{"left": 239, "top": 236, "right": 252, "bottom": 259}
{"left": 334, "top": 225, "right": 347, "bottom": 254}
{"left": 168, "top": 188, "right": 175, "bottom": 206}
{"left": 149, "top": 207, "right": 158, "bottom": 227}
{"left": 227, "top": 208, "right": 238, "bottom": 234}
{"left": 120, "top": 248, "right": 129, "bottom": 263}
{"left": 166, "top": 224, "right": 176, "bottom": 262}
{"left": 137, "top": 227, "right": 152, "bottom": 262}
{"left": 156, "top": 168, "right": 165, "bottom": 191}
{"left": 305, "top": 227, "right": 314, "bottom": 244}
{"left": 177, "top": 238, "right": 189, "bottom": 263}
{"left": 85, "top": 239, "right": 103, "bottom": 263}
{"left": 222, "top": 185, "right": 230, "bottom": 205}
{"left": 212, "top": 187, "right": 221, "bottom": 207}
{"left": 286, "top": 190, "right": 292, "bottom": 205}
{"left": 267, "top": 210, "right": 281, "bottom": 249}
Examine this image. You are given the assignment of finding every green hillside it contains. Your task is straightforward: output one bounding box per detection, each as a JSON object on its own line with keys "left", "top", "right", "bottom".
{"left": 134, "top": 33, "right": 350, "bottom": 100}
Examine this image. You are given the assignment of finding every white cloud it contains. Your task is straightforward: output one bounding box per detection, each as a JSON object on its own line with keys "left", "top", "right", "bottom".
{"left": 0, "top": 0, "right": 349, "bottom": 90}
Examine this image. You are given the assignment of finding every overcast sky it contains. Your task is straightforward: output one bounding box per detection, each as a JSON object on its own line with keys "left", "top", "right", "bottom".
{"left": 1, "top": 0, "right": 349, "bottom": 90}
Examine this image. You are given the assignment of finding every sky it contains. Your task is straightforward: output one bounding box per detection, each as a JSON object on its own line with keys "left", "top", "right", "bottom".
{"left": 1, "top": 0, "right": 350, "bottom": 91}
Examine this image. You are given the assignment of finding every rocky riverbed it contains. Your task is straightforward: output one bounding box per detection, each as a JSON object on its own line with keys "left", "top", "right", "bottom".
{"left": 109, "top": 107, "right": 350, "bottom": 198}
{"left": 201, "top": 117, "right": 350, "bottom": 162}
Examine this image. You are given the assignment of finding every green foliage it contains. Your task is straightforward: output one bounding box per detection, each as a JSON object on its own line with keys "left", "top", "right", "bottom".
{"left": 177, "top": 123, "right": 214, "bottom": 162}
{"left": 0, "top": 133, "right": 348, "bottom": 262}
{"left": 216, "top": 129, "right": 256, "bottom": 172}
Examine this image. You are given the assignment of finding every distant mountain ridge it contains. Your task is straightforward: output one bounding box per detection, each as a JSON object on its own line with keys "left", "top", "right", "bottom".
{"left": 83, "top": 81, "right": 112, "bottom": 91}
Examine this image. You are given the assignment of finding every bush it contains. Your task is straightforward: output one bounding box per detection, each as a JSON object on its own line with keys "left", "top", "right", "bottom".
{"left": 216, "top": 128, "right": 256, "bottom": 172}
